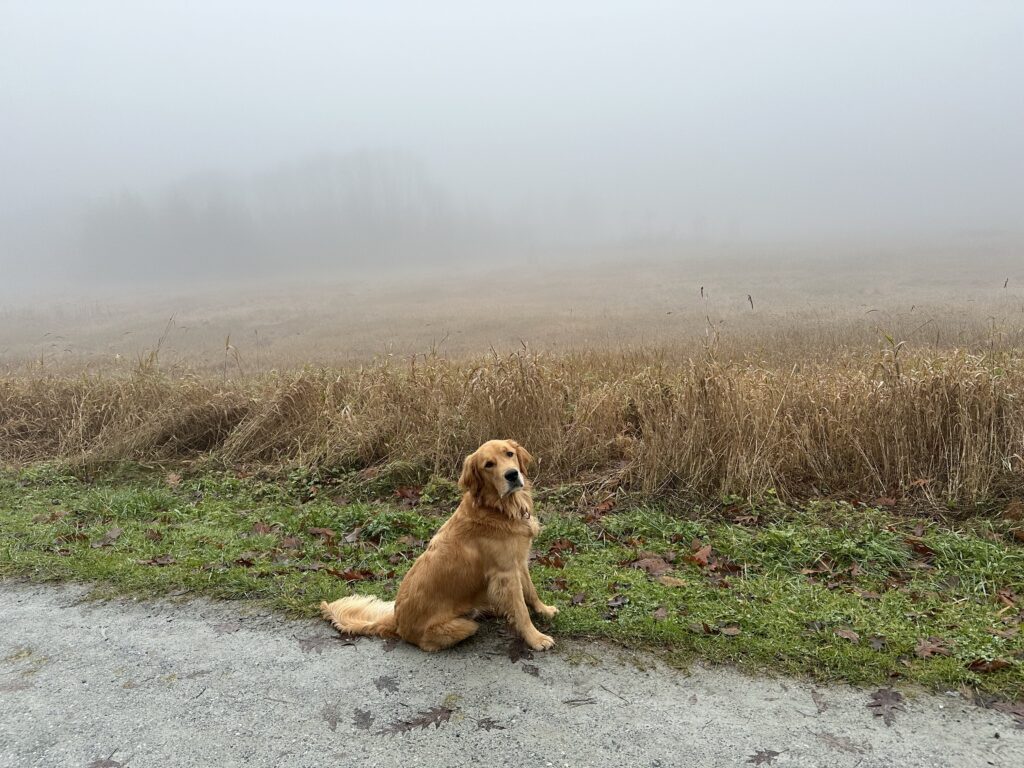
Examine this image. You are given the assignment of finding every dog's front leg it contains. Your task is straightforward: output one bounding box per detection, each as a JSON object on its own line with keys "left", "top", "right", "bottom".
{"left": 519, "top": 563, "right": 558, "bottom": 619}
{"left": 488, "top": 572, "right": 555, "bottom": 651}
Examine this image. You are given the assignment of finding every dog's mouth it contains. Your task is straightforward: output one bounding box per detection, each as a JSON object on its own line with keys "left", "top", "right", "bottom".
{"left": 502, "top": 478, "right": 524, "bottom": 498}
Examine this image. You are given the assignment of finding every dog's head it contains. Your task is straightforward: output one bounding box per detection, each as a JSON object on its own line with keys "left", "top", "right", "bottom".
{"left": 459, "top": 439, "right": 534, "bottom": 513}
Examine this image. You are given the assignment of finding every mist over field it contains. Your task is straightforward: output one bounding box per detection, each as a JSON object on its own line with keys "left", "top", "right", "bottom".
{"left": 1, "top": 2, "right": 1022, "bottom": 308}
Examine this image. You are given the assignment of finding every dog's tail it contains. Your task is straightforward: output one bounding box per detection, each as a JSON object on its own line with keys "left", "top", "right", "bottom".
{"left": 320, "top": 595, "right": 399, "bottom": 638}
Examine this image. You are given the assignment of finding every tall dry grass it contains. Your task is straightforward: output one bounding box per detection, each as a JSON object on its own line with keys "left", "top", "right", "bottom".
{"left": 2, "top": 345, "right": 1022, "bottom": 505}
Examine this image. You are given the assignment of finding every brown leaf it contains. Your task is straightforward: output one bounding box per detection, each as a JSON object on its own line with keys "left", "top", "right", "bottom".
{"left": 307, "top": 527, "right": 336, "bottom": 540}
{"left": 322, "top": 703, "right": 341, "bottom": 732}
{"left": 914, "top": 637, "right": 951, "bottom": 659}
{"left": 853, "top": 588, "right": 881, "bottom": 600}
{"left": 90, "top": 526, "right": 123, "bottom": 549}
{"left": 144, "top": 528, "right": 163, "bottom": 542}
{"left": 606, "top": 594, "right": 629, "bottom": 609}
{"left": 652, "top": 606, "right": 669, "bottom": 621}
{"left": 88, "top": 756, "right": 124, "bottom": 768}
{"left": 251, "top": 521, "right": 276, "bottom": 535}
{"left": 811, "top": 689, "right": 829, "bottom": 713}
{"left": 536, "top": 554, "right": 566, "bottom": 568}
{"left": 867, "top": 688, "right": 904, "bottom": 726}
{"left": 657, "top": 575, "right": 687, "bottom": 587}
{"left": 165, "top": 472, "right": 182, "bottom": 488}
{"left": 234, "top": 551, "right": 260, "bottom": 567}
{"left": 591, "top": 498, "right": 615, "bottom": 515}
{"left": 869, "top": 636, "right": 888, "bottom": 651}
{"left": 548, "top": 538, "right": 577, "bottom": 554}
{"left": 380, "top": 705, "right": 454, "bottom": 734}
{"left": 720, "top": 624, "right": 742, "bottom": 636}
{"left": 967, "top": 658, "right": 1011, "bottom": 673}
{"left": 328, "top": 568, "right": 375, "bottom": 582}
{"left": 373, "top": 675, "right": 399, "bottom": 693}
{"left": 279, "top": 535, "right": 302, "bottom": 550}
{"left": 834, "top": 628, "right": 860, "bottom": 644}
{"left": 394, "top": 486, "right": 422, "bottom": 505}
{"left": 352, "top": 708, "right": 374, "bottom": 730}
{"left": 986, "top": 627, "right": 1019, "bottom": 640}
{"left": 476, "top": 717, "right": 506, "bottom": 731}
{"left": 550, "top": 577, "right": 569, "bottom": 592}
{"left": 904, "top": 536, "right": 936, "bottom": 559}
{"left": 746, "top": 749, "right": 781, "bottom": 765}
{"left": 507, "top": 636, "right": 534, "bottom": 663}
{"left": 521, "top": 663, "right": 540, "bottom": 677}
{"left": 139, "top": 554, "right": 176, "bottom": 566}
{"left": 631, "top": 556, "right": 673, "bottom": 577}
{"left": 570, "top": 592, "right": 587, "bottom": 606}
{"left": 688, "top": 544, "right": 712, "bottom": 568}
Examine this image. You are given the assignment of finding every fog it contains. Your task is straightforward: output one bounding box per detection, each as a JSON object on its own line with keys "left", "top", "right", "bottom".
{"left": 2, "top": 2, "right": 1022, "bottom": 299}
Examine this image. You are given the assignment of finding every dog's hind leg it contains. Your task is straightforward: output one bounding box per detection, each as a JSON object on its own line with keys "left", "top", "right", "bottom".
{"left": 416, "top": 617, "right": 479, "bottom": 652}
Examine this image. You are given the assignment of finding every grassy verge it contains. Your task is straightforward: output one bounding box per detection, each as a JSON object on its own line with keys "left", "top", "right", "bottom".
{"left": 1, "top": 464, "right": 1022, "bottom": 700}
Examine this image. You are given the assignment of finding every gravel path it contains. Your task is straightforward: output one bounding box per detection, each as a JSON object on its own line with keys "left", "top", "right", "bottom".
{"left": 0, "top": 581, "right": 1020, "bottom": 767}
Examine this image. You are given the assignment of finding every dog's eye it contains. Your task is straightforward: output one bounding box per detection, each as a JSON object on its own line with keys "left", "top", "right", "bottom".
{"left": 506, "top": 451, "right": 514, "bottom": 457}
{"left": 484, "top": 460, "right": 495, "bottom": 468}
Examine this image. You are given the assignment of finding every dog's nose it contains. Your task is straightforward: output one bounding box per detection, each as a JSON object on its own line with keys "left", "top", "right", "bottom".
{"left": 504, "top": 469, "right": 520, "bottom": 483}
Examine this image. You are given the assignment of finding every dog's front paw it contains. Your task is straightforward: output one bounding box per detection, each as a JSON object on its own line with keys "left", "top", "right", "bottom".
{"left": 526, "top": 632, "right": 556, "bottom": 651}
{"left": 534, "top": 603, "right": 559, "bottom": 619}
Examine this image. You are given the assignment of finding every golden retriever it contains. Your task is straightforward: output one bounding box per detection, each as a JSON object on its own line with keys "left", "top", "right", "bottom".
{"left": 320, "top": 439, "right": 558, "bottom": 651}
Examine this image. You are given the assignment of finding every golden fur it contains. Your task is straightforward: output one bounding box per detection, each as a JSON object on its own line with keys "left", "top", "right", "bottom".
{"left": 320, "top": 439, "right": 558, "bottom": 651}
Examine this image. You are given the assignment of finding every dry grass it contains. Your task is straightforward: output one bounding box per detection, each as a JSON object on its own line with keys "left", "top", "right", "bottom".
{"left": 4, "top": 251, "right": 1024, "bottom": 505}
{"left": 3, "top": 343, "right": 1023, "bottom": 505}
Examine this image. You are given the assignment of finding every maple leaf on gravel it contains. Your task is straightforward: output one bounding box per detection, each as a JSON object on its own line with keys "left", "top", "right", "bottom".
{"left": 746, "top": 749, "right": 781, "bottom": 765}
{"left": 352, "top": 709, "right": 374, "bottom": 731}
{"left": 381, "top": 705, "right": 454, "bottom": 734}
{"left": 867, "top": 688, "right": 905, "bottom": 726}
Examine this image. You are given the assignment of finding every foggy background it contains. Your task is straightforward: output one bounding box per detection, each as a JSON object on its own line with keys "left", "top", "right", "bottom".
{"left": 1, "top": 1, "right": 1023, "bottom": 301}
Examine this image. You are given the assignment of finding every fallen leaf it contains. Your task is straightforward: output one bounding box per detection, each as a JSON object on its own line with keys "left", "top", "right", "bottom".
{"left": 606, "top": 594, "right": 629, "bottom": 609}
{"left": 352, "top": 708, "right": 374, "bottom": 730}
{"left": 869, "top": 636, "right": 888, "bottom": 651}
{"left": 507, "top": 636, "right": 534, "bottom": 663}
{"left": 548, "top": 538, "right": 577, "bottom": 554}
{"left": 657, "top": 575, "right": 687, "bottom": 587}
{"left": 344, "top": 527, "right": 363, "bottom": 544}
{"left": 381, "top": 705, "right": 454, "bottom": 734}
{"left": 853, "top": 588, "right": 881, "bottom": 600}
{"left": 477, "top": 717, "right": 506, "bottom": 731}
{"left": 139, "top": 554, "right": 176, "bottom": 566}
{"left": 834, "top": 628, "right": 860, "bottom": 644}
{"left": 914, "top": 637, "right": 951, "bottom": 659}
{"left": 322, "top": 703, "right": 341, "bottom": 732}
{"left": 550, "top": 577, "right": 568, "bottom": 592}
{"left": 967, "top": 658, "right": 1011, "bottom": 673}
{"left": 746, "top": 749, "right": 781, "bottom": 765}
{"left": 144, "top": 528, "right": 163, "bottom": 542}
{"left": 90, "top": 526, "right": 123, "bottom": 549}
{"left": 811, "top": 689, "right": 829, "bottom": 713}
{"left": 279, "top": 536, "right": 302, "bottom": 550}
{"left": 234, "top": 551, "right": 260, "bottom": 567}
{"left": 165, "top": 472, "right": 182, "bottom": 488}
{"left": 521, "top": 663, "right": 540, "bottom": 677}
{"left": 630, "top": 556, "right": 673, "bottom": 577}
{"left": 652, "top": 606, "right": 669, "bottom": 621}
{"left": 251, "top": 522, "right": 276, "bottom": 535}
{"left": 688, "top": 544, "right": 713, "bottom": 568}
{"left": 307, "top": 527, "right": 336, "bottom": 540}
{"left": 327, "top": 568, "right": 375, "bottom": 582}
{"left": 373, "top": 675, "right": 399, "bottom": 693}
{"left": 867, "top": 688, "right": 904, "bottom": 726}
{"left": 570, "top": 592, "right": 587, "bottom": 606}
{"left": 87, "top": 756, "right": 124, "bottom": 768}
{"left": 536, "top": 553, "right": 566, "bottom": 568}
{"left": 720, "top": 624, "right": 742, "bottom": 636}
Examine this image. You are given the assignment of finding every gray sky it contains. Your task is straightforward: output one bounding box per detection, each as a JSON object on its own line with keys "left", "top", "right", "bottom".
{"left": 1, "top": 1, "right": 1022, "bottom": 275}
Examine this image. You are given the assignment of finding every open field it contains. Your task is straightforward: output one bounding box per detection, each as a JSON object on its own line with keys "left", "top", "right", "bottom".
{"left": 3, "top": 249, "right": 1024, "bottom": 504}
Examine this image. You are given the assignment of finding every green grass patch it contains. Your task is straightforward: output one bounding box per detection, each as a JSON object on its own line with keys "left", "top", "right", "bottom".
{"left": 1, "top": 464, "right": 1022, "bottom": 699}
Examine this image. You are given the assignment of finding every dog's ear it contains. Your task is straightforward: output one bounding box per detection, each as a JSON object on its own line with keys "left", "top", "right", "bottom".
{"left": 459, "top": 452, "right": 482, "bottom": 497}
{"left": 509, "top": 440, "right": 533, "bottom": 476}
